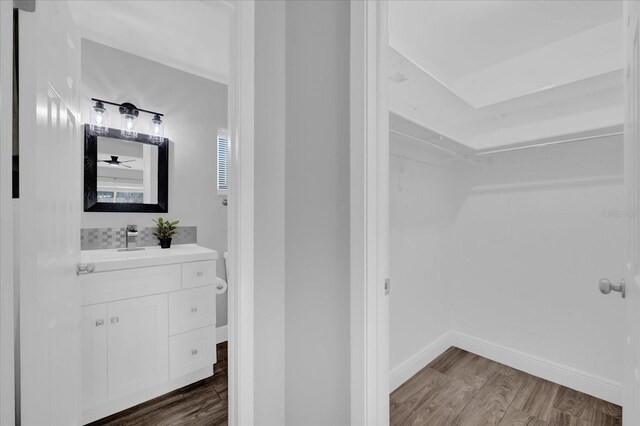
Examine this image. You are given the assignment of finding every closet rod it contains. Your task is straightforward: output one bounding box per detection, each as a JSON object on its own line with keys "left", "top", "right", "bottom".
{"left": 476, "top": 131, "right": 624, "bottom": 156}
{"left": 391, "top": 152, "right": 445, "bottom": 169}
{"left": 390, "top": 128, "right": 470, "bottom": 160}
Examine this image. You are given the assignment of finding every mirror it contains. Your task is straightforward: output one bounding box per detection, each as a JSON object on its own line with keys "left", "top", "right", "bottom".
{"left": 97, "top": 136, "right": 158, "bottom": 204}
{"left": 84, "top": 125, "right": 169, "bottom": 212}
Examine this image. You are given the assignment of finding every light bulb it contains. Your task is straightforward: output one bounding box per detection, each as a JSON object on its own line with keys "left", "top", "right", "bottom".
{"left": 119, "top": 103, "right": 139, "bottom": 139}
{"left": 149, "top": 114, "right": 164, "bottom": 142}
{"left": 89, "top": 100, "right": 108, "bottom": 134}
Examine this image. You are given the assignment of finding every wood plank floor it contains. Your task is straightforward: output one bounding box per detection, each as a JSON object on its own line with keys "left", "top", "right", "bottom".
{"left": 88, "top": 341, "right": 228, "bottom": 426}
{"left": 391, "top": 347, "right": 622, "bottom": 426}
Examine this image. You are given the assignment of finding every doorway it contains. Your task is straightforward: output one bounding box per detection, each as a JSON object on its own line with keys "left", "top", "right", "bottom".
{"left": 383, "top": 0, "right": 635, "bottom": 424}
{"left": 5, "top": 0, "right": 255, "bottom": 424}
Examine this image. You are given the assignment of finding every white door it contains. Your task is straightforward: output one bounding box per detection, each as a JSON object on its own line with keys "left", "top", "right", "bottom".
{"left": 107, "top": 294, "right": 169, "bottom": 400}
{"left": 0, "top": 2, "right": 15, "bottom": 424}
{"left": 18, "top": 1, "right": 82, "bottom": 424}
{"left": 625, "top": 1, "right": 640, "bottom": 424}
{"left": 82, "top": 304, "right": 108, "bottom": 410}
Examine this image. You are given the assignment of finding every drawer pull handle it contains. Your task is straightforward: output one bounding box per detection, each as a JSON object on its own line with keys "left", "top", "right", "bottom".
{"left": 191, "top": 349, "right": 198, "bottom": 355}
{"left": 190, "top": 306, "right": 198, "bottom": 313}
{"left": 197, "top": 271, "right": 204, "bottom": 277}
{"left": 110, "top": 317, "right": 119, "bottom": 324}
{"left": 95, "top": 319, "right": 104, "bottom": 327}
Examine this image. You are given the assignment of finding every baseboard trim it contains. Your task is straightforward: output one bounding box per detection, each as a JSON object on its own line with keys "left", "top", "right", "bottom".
{"left": 216, "top": 325, "right": 228, "bottom": 344}
{"left": 390, "top": 330, "right": 623, "bottom": 405}
{"left": 390, "top": 331, "right": 454, "bottom": 392}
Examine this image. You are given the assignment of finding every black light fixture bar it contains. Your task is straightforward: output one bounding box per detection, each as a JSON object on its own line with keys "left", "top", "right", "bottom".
{"left": 91, "top": 98, "right": 164, "bottom": 117}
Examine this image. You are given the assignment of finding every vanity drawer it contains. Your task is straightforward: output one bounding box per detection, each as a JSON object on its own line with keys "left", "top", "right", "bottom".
{"left": 182, "top": 260, "right": 216, "bottom": 289}
{"left": 169, "top": 326, "right": 216, "bottom": 379}
{"left": 82, "top": 264, "right": 181, "bottom": 306}
{"left": 169, "top": 286, "right": 215, "bottom": 335}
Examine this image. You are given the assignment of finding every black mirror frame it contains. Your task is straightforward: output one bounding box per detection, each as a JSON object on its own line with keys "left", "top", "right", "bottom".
{"left": 84, "top": 124, "right": 169, "bottom": 213}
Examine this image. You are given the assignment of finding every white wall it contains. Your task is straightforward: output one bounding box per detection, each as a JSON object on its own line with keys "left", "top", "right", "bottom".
{"left": 80, "top": 40, "right": 229, "bottom": 325}
{"left": 448, "top": 136, "right": 626, "bottom": 383}
{"left": 284, "top": 1, "right": 351, "bottom": 424}
{"left": 254, "top": 1, "right": 286, "bottom": 424}
{"left": 252, "top": 2, "right": 351, "bottom": 424}
{"left": 389, "top": 135, "right": 458, "bottom": 369}
{"left": 390, "top": 134, "right": 626, "bottom": 388}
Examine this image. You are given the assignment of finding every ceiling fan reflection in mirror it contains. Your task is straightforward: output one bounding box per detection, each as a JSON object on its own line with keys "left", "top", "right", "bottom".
{"left": 100, "top": 155, "right": 135, "bottom": 168}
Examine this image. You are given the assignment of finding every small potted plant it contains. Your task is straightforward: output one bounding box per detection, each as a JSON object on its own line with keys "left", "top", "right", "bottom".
{"left": 153, "top": 217, "right": 179, "bottom": 249}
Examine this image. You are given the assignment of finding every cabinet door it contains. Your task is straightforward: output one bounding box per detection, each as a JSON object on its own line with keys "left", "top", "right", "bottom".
{"left": 107, "top": 294, "right": 168, "bottom": 400}
{"left": 82, "top": 304, "right": 108, "bottom": 410}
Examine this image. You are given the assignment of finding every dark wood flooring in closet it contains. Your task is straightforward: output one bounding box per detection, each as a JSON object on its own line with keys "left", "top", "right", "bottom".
{"left": 391, "top": 347, "right": 622, "bottom": 426}
{"left": 88, "top": 342, "right": 228, "bottom": 426}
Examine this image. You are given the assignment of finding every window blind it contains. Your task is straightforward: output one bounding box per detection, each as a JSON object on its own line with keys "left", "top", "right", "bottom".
{"left": 217, "top": 130, "right": 229, "bottom": 191}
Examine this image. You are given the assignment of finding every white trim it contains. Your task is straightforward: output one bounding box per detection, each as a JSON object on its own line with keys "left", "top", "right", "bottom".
{"left": 375, "top": 3, "right": 390, "bottom": 424}
{"left": 389, "top": 332, "right": 454, "bottom": 392}
{"left": 350, "top": 1, "right": 389, "bottom": 424}
{"left": 449, "top": 331, "right": 623, "bottom": 406}
{"left": 349, "top": 2, "right": 368, "bottom": 421}
{"left": 216, "top": 325, "right": 228, "bottom": 344}
{"left": 227, "top": 1, "right": 255, "bottom": 425}
{"left": 390, "top": 331, "right": 623, "bottom": 406}
{"left": 0, "top": 1, "right": 15, "bottom": 424}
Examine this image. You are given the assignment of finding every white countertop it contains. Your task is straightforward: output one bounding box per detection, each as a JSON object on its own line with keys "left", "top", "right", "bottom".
{"left": 81, "top": 244, "right": 218, "bottom": 272}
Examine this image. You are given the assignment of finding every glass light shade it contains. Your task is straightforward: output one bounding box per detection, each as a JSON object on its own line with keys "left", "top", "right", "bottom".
{"left": 89, "top": 102, "right": 108, "bottom": 133}
{"left": 149, "top": 115, "right": 164, "bottom": 142}
{"left": 121, "top": 113, "right": 138, "bottom": 139}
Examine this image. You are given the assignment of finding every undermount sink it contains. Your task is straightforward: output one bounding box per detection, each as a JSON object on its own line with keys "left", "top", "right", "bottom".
{"left": 81, "top": 244, "right": 218, "bottom": 273}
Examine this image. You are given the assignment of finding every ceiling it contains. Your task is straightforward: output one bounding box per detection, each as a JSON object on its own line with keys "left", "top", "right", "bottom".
{"left": 68, "top": 0, "right": 231, "bottom": 84}
{"left": 98, "top": 136, "right": 146, "bottom": 171}
{"left": 388, "top": 0, "right": 624, "bottom": 150}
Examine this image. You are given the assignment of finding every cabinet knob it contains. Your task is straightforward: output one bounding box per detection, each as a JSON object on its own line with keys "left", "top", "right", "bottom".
{"left": 95, "top": 319, "right": 104, "bottom": 327}
{"left": 191, "top": 349, "right": 198, "bottom": 355}
{"left": 196, "top": 271, "right": 204, "bottom": 277}
{"left": 110, "top": 317, "right": 119, "bottom": 324}
{"left": 190, "top": 306, "right": 198, "bottom": 313}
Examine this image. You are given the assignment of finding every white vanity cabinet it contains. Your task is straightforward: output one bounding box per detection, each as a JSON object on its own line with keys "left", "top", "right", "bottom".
{"left": 79, "top": 245, "right": 218, "bottom": 424}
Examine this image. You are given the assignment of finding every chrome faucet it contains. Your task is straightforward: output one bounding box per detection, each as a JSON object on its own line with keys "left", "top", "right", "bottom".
{"left": 124, "top": 225, "right": 141, "bottom": 251}
{"left": 117, "top": 225, "right": 145, "bottom": 252}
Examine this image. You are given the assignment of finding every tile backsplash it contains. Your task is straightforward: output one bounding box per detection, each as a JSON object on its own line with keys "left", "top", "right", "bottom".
{"left": 81, "top": 226, "right": 197, "bottom": 250}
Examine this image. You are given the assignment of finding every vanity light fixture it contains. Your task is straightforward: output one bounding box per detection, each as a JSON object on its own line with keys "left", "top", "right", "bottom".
{"left": 89, "top": 98, "right": 165, "bottom": 141}
{"left": 89, "top": 100, "right": 108, "bottom": 134}
{"left": 149, "top": 114, "right": 164, "bottom": 142}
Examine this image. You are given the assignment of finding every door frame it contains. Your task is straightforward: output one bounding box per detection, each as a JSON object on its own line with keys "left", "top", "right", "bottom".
{"left": 351, "top": 2, "right": 640, "bottom": 424}
{"left": 0, "top": 2, "right": 15, "bottom": 424}
{"left": 350, "top": 1, "right": 390, "bottom": 424}
{"left": 623, "top": 0, "right": 640, "bottom": 423}
{"left": 226, "top": 0, "right": 255, "bottom": 424}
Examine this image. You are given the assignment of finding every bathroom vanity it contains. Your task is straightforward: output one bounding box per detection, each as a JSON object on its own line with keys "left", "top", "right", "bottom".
{"left": 79, "top": 244, "right": 218, "bottom": 424}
